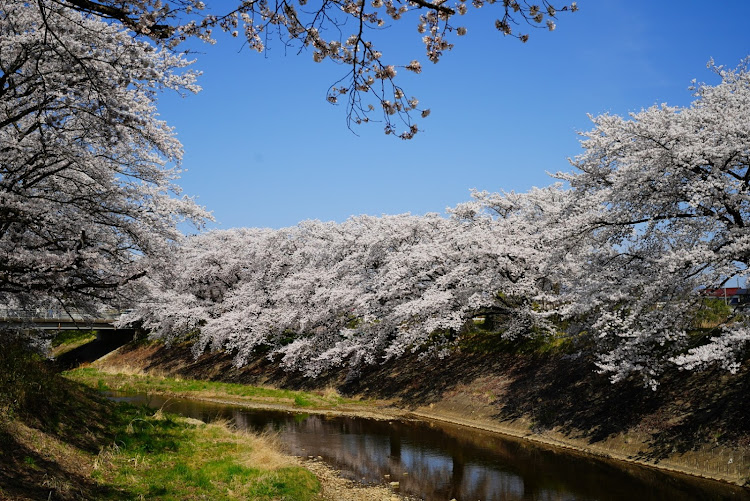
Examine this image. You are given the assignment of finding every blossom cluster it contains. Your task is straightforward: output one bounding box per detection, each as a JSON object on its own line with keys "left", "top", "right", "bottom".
{"left": 552, "top": 58, "right": 750, "bottom": 388}
{"left": 75, "top": 0, "right": 575, "bottom": 138}
{"left": 0, "top": 1, "right": 209, "bottom": 316}
{"left": 123, "top": 193, "right": 561, "bottom": 376}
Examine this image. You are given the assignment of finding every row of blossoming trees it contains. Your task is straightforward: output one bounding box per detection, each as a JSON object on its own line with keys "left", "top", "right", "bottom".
{"left": 123, "top": 59, "right": 750, "bottom": 388}
{"left": 3, "top": 1, "right": 748, "bottom": 389}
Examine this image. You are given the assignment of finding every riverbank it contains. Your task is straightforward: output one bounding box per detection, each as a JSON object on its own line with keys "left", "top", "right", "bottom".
{"left": 89, "top": 339, "right": 750, "bottom": 488}
{"left": 0, "top": 346, "right": 405, "bottom": 500}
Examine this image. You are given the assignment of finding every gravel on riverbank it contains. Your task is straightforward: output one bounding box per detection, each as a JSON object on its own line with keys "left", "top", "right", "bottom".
{"left": 302, "top": 458, "right": 409, "bottom": 501}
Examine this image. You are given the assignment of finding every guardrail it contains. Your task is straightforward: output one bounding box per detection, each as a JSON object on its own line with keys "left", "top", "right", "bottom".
{"left": 0, "top": 308, "right": 128, "bottom": 330}
{"left": 0, "top": 307, "right": 121, "bottom": 321}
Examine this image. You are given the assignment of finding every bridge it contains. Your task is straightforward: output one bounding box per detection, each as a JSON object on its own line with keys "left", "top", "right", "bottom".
{"left": 0, "top": 307, "right": 137, "bottom": 368}
{"left": 0, "top": 307, "right": 124, "bottom": 331}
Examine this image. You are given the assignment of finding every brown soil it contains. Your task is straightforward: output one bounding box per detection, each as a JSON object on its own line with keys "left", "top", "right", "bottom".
{"left": 94, "top": 340, "right": 750, "bottom": 487}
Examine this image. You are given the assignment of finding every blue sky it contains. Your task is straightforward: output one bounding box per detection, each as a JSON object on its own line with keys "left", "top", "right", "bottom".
{"left": 158, "top": 1, "right": 750, "bottom": 230}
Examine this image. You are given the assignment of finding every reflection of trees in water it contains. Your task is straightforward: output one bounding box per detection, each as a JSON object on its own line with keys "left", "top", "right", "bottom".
{"left": 280, "top": 415, "right": 392, "bottom": 481}
{"left": 389, "top": 430, "right": 401, "bottom": 461}
{"left": 260, "top": 414, "right": 534, "bottom": 500}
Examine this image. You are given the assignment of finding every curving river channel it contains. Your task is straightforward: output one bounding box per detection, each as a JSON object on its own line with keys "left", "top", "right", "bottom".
{"left": 107, "top": 392, "right": 750, "bottom": 501}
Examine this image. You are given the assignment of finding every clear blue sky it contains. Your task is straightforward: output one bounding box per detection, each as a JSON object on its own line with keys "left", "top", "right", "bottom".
{"left": 157, "top": 1, "right": 750, "bottom": 230}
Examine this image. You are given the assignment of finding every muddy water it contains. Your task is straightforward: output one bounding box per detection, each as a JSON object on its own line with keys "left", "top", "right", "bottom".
{"left": 107, "top": 392, "right": 750, "bottom": 501}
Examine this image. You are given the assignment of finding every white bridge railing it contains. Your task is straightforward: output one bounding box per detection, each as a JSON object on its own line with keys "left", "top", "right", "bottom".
{"left": 0, "top": 307, "right": 122, "bottom": 323}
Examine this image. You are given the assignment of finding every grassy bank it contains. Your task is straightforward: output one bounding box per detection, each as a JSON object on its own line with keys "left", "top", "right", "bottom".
{"left": 49, "top": 330, "right": 98, "bottom": 358}
{"left": 89, "top": 408, "right": 320, "bottom": 500}
{"left": 0, "top": 346, "right": 322, "bottom": 500}
{"left": 65, "top": 366, "right": 367, "bottom": 410}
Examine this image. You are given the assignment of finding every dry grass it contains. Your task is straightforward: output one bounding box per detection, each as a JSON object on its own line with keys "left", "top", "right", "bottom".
{"left": 90, "top": 362, "right": 170, "bottom": 379}
{"left": 203, "top": 419, "right": 294, "bottom": 471}
{"left": 6, "top": 420, "right": 94, "bottom": 479}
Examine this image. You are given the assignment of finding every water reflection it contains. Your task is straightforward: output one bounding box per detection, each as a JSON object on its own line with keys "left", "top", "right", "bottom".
{"left": 106, "top": 392, "right": 750, "bottom": 501}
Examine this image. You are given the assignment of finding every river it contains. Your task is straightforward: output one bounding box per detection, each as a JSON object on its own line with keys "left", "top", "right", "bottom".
{"left": 107, "top": 392, "right": 750, "bottom": 501}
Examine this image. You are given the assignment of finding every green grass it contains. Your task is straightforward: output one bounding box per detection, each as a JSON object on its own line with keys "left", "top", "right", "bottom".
{"left": 459, "top": 326, "right": 576, "bottom": 356}
{"left": 691, "top": 298, "right": 733, "bottom": 328}
{"left": 0, "top": 341, "right": 321, "bottom": 500}
{"left": 64, "top": 367, "right": 363, "bottom": 409}
{"left": 49, "top": 329, "right": 98, "bottom": 357}
{"left": 95, "top": 404, "right": 320, "bottom": 500}
{"left": 293, "top": 394, "right": 313, "bottom": 407}
{"left": 51, "top": 329, "right": 98, "bottom": 348}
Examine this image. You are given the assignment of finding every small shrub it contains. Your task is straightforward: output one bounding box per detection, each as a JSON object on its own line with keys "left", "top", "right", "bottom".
{"left": 293, "top": 395, "right": 312, "bottom": 407}
{"left": 692, "top": 298, "right": 733, "bottom": 328}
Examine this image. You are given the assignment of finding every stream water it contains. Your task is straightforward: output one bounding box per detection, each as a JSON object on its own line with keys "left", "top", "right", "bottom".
{"left": 107, "top": 392, "right": 750, "bottom": 501}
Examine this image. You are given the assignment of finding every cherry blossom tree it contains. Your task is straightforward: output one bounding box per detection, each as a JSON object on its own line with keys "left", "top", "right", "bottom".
{"left": 555, "top": 59, "right": 750, "bottom": 388}
{"left": 54, "top": 0, "right": 577, "bottom": 139}
{"left": 0, "top": 1, "right": 208, "bottom": 316}
{"left": 123, "top": 188, "right": 568, "bottom": 376}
